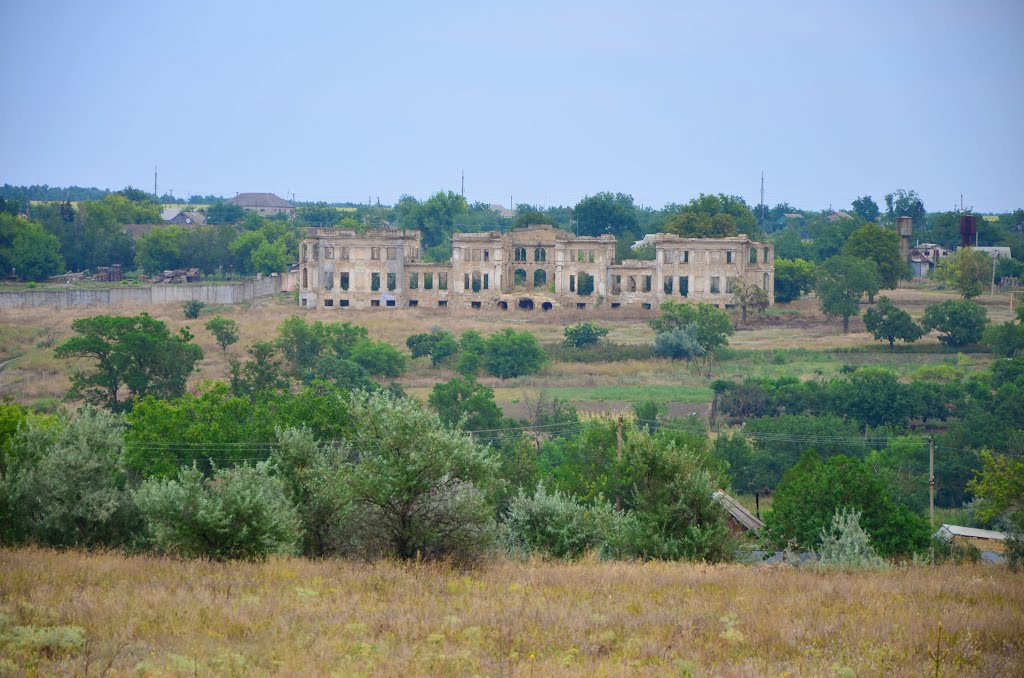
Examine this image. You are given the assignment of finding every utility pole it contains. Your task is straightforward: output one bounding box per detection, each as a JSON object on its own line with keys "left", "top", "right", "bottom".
{"left": 991, "top": 254, "right": 997, "bottom": 298}
{"left": 461, "top": 170, "right": 464, "bottom": 199}
{"left": 929, "top": 436, "right": 935, "bottom": 529}
{"left": 615, "top": 414, "right": 623, "bottom": 511}
{"left": 154, "top": 165, "right": 158, "bottom": 201}
{"left": 760, "top": 171, "right": 765, "bottom": 225}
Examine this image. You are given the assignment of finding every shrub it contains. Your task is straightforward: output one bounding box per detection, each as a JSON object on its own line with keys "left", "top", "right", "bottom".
{"left": 183, "top": 300, "right": 205, "bottom": 319}
{"left": 205, "top": 316, "right": 239, "bottom": 352}
{"left": 340, "top": 391, "right": 499, "bottom": 562}
{"left": 483, "top": 329, "right": 547, "bottom": 379}
{"left": 0, "top": 408, "right": 142, "bottom": 548}
{"left": 816, "top": 509, "right": 886, "bottom": 570}
{"left": 922, "top": 299, "right": 988, "bottom": 347}
{"left": 135, "top": 462, "right": 302, "bottom": 560}
{"left": 543, "top": 342, "right": 655, "bottom": 363}
{"left": 653, "top": 326, "right": 705, "bottom": 361}
{"left": 501, "top": 484, "right": 620, "bottom": 560}
{"left": 563, "top": 322, "right": 609, "bottom": 348}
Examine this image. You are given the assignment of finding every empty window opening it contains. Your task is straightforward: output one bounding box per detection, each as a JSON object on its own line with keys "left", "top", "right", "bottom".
{"left": 710, "top": 276, "right": 721, "bottom": 294}
{"left": 534, "top": 248, "right": 546, "bottom": 262}
{"left": 484, "top": 249, "right": 490, "bottom": 261}
{"left": 302, "top": 268, "right": 308, "bottom": 289}
{"left": 764, "top": 272, "right": 770, "bottom": 290}
{"left": 471, "top": 301, "right": 482, "bottom": 309}
{"left": 515, "top": 247, "right": 527, "bottom": 262}
{"left": 541, "top": 301, "right": 553, "bottom": 311}
{"left": 518, "top": 298, "right": 534, "bottom": 310}
{"left": 664, "top": 277, "right": 673, "bottom": 294}
{"left": 324, "top": 299, "right": 334, "bottom": 307}
{"left": 534, "top": 269, "right": 547, "bottom": 289}
{"left": 612, "top": 275, "right": 621, "bottom": 295}
{"left": 627, "top": 276, "right": 637, "bottom": 292}
{"left": 371, "top": 272, "right": 380, "bottom": 291}
{"left": 340, "top": 299, "right": 349, "bottom": 307}
{"left": 438, "top": 300, "right": 448, "bottom": 307}
{"left": 371, "top": 299, "right": 381, "bottom": 307}
{"left": 726, "top": 251, "right": 735, "bottom": 264}
{"left": 424, "top": 272, "right": 433, "bottom": 289}
{"left": 642, "top": 275, "right": 652, "bottom": 292}
{"left": 302, "top": 244, "right": 308, "bottom": 262}
{"left": 588, "top": 250, "right": 595, "bottom": 263}
{"left": 471, "top": 270, "right": 482, "bottom": 292}
{"left": 438, "top": 273, "right": 448, "bottom": 290}
{"left": 577, "top": 302, "right": 586, "bottom": 309}
{"left": 763, "top": 247, "right": 770, "bottom": 263}
{"left": 409, "top": 272, "right": 419, "bottom": 289}
{"left": 569, "top": 274, "right": 576, "bottom": 292}
{"left": 387, "top": 272, "right": 396, "bottom": 291}
{"left": 514, "top": 268, "right": 527, "bottom": 289}
{"left": 408, "top": 300, "right": 419, "bottom": 307}
{"left": 750, "top": 248, "right": 758, "bottom": 264}
{"left": 683, "top": 250, "right": 690, "bottom": 263}
{"left": 642, "top": 303, "right": 652, "bottom": 310}
{"left": 611, "top": 302, "right": 621, "bottom": 308}
{"left": 325, "top": 246, "right": 334, "bottom": 259}
{"left": 577, "top": 272, "right": 594, "bottom": 296}
{"left": 679, "top": 276, "right": 689, "bottom": 297}
{"left": 497, "top": 301, "right": 508, "bottom": 310}
{"left": 301, "top": 298, "right": 307, "bottom": 306}
{"left": 386, "top": 299, "right": 396, "bottom": 307}
{"left": 340, "top": 272, "right": 349, "bottom": 291}
{"left": 371, "top": 247, "right": 380, "bottom": 260}
{"left": 464, "top": 273, "right": 470, "bottom": 290}
{"left": 483, "top": 273, "right": 489, "bottom": 290}
{"left": 324, "top": 272, "right": 334, "bottom": 290}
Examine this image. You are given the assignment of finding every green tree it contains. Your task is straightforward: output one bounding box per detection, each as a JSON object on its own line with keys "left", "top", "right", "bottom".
{"left": 341, "top": 391, "right": 499, "bottom": 561}
{"left": 228, "top": 230, "right": 267, "bottom": 276}
{"left": 933, "top": 247, "right": 992, "bottom": 298}
{"left": 135, "top": 462, "right": 301, "bottom": 560}
{"left": 501, "top": 484, "right": 622, "bottom": 560}
{"left": 563, "top": 322, "right": 609, "bottom": 348}
{"left": 573, "top": 192, "right": 638, "bottom": 237}
{"left": 406, "top": 328, "right": 459, "bottom": 367}
{"left": 135, "top": 226, "right": 184, "bottom": 274}
{"left": 815, "top": 256, "right": 881, "bottom": 332}
{"left": 182, "top": 300, "right": 204, "bottom": 319}
{"left": 483, "top": 329, "right": 547, "bottom": 379}
{"left": 456, "top": 330, "right": 486, "bottom": 376}
{"left": 54, "top": 314, "right": 203, "bottom": 411}
{"left": 764, "top": 451, "right": 929, "bottom": 557}
{"left": 653, "top": 325, "right": 705, "bottom": 362}
{"left": 663, "top": 194, "right": 757, "bottom": 238}
{"left": 842, "top": 222, "right": 908, "bottom": 291}
{"left": 863, "top": 296, "right": 924, "bottom": 351}
{"left": 348, "top": 339, "right": 407, "bottom": 379}
{"left": 983, "top": 307, "right": 1024, "bottom": 358}
{"left": 205, "top": 316, "right": 239, "bottom": 352}
{"left": 0, "top": 216, "right": 65, "bottom": 281}
{"left": 883, "top": 188, "right": 926, "bottom": 228}
{"left": 251, "top": 238, "right": 289, "bottom": 274}
{"left": 428, "top": 375, "right": 503, "bottom": 433}
{"left": 922, "top": 299, "right": 988, "bottom": 347}
{"left": 968, "top": 451, "right": 1024, "bottom": 530}
{"left": 206, "top": 201, "right": 246, "bottom": 225}
{"left": 851, "top": 196, "right": 881, "bottom": 223}
{"left": 730, "top": 280, "right": 770, "bottom": 323}
{"left": 773, "top": 258, "right": 817, "bottom": 303}
{"left": 649, "top": 301, "right": 734, "bottom": 358}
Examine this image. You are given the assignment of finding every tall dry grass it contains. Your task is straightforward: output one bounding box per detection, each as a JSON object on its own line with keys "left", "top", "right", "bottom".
{"left": 0, "top": 547, "right": 1021, "bottom": 676}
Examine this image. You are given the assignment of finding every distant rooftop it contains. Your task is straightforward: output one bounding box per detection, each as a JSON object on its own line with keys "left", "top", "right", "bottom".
{"left": 226, "top": 192, "right": 294, "bottom": 209}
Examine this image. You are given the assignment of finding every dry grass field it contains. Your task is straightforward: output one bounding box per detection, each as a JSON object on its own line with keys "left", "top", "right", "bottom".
{"left": 0, "top": 286, "right": 1015, "bottom": 412}
{"left": 0, "top": 548, "right": 1021, "bottom": 676}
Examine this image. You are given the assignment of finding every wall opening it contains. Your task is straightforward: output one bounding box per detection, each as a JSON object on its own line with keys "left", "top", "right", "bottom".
{"left": 642, "top": 275, "right": 652, "bottom": 292}
{"left": 438, "top": 300, "right": 448, "bottom": 307}
{"left": 518, "top": 298, "right": 534, "bottom": 310}
{"left": 387, "top": 272, "right": 396, "bottom": 291}
{"left": 424, "top": 272, "right": 433, "bottom": 289}
{"left": 408, "top": 300, "right": 418, "bottom": 307}
{"left": 371, "top": 272, "right": 380, "bottom": 291}
{"left": 302, "top": 268, "right": 308, "bottom": 289}
{"left": 471, "top": 301, "right": 482, "bottom": 309}
{"left": 439, "top": 273, "right": 448, "bottom": 290}
{"left": 611, "top": 302, "right": 621, "bottom": 308}
{"left": 577, "top": 302, "right": 586, "bottom": 309}
{"left": 627, "top": 276, "right": 636, "bottom": 292}
{"left": 324, "top": 299, "right": 333, "bottom": 307}
{"left": 541, "top": 301, "right": 552, "bottom": 311}
{"left": 710, "top": 276, "right": 721, "bottom": 294}
{"left": 577, "top": 272, "right": 594, "bottom": 296}
{"left": 386, "top": 299, "right": 396, "bottom": 307}
{"left": 340, "top": 299, "right": 349, "bottom": 307}
{"left": 533, "top": 269, "right": 547, "bottom": 288}
{"left": 472, "top": 270, "right": 482, "bottom": 292}
{"left": 340, "top": 272, "right": 349, "bottom": 291}
{"left": 663, "top": 277, "right": 673, "bottom": 294}
{"left": 409, "top": 272, "right": 419, "bottom": 289}
{"left": 514, "top": 268, "right": 527, "bottom": 289}
{"left": 679, "top": 276, "right": 689, "bottom": 297}
{"left": 497, "top": 301, "right": 508, "bottom": 310}
{"left": 371, "top": 299, "right": 381, "bottom": 307}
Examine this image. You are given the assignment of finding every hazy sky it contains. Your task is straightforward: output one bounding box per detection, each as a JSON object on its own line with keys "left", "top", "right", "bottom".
{"left": 2, "top": 0, "right": 1021, "bottom": 212}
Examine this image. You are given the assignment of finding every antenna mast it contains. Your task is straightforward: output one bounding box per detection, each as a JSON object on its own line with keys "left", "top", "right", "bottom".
{"left": 760, "top": 171, "right": 765, "bottom": 225}
{"left": 461, "top": 170, "right": 464, "bottom": 199}
{"left": 154, "top": 165, "right": 158, "bottom": 200}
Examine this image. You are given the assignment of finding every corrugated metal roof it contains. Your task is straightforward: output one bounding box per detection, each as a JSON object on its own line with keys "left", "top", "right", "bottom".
{"left": 937, "top": 524, "right": 1007, "bottom": 541}
{"left": 714, "top": 490, "right": 765, "bottom": 533}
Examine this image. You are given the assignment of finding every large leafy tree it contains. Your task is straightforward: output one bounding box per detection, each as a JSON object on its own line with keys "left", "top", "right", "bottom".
{"left": 0, "top": 214, "right": 65, "bottom": 280}
{"left": 983, "top": 307, "right": 1024, "bottom": 358}
{"left": 54, "top": 314, "right": 203, "bottom": 411}
{"left": 922, "top": 299, "right": 988, "bottom": 346}
{"left": 664, "top": 194, "right": 756, "bottom": 239}
{"left": 135, "top": 226, "right": 184, "bottom": 274}
{"left": 851, "top": 196, "right": 881, "bottom": 223}
{"left": 764, "top": 451, "right": 929, "bottom": 557}
{"left": 573, "top": 192, "right": 638, "bottom": 237}
{"left": 863, "top": 296, "right": 924, "bottom": 351}
{"left": 649, "top": 300, "right": 734, "bottom": 357}
{"left": 730, "top": 281, "right": 770, "bottom": 323}
{"left": 429, "top": 375, "right": 503, "bottom": 432}
{"left": 843, "top": 222, "right": 908, "bottom": 290}
{"left": 933, "top": 247, "right": 992, "bottom": 299}
{"left": 773, "top": 258, "right": 817, "bottom": 303}
{"left": 815, "top": 256, "right": 881, "bottom": 332}
{"left": 483, "top": 329, "right": 547, "bottom": 379}
{"left": 883, "top": 188, "right": 926, "bottom": 228}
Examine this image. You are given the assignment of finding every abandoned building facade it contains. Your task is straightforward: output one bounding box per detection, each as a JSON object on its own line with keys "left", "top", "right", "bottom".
{"left": 298, "top": 224, "right": 774, "bottom": 311}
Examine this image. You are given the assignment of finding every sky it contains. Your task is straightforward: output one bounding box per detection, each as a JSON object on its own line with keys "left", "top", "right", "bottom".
{"left": 1, "top": 0, "right": 1022, "bottom": 213}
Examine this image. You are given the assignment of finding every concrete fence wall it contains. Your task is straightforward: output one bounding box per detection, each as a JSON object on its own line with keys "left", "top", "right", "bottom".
{"left": 0, "top": 276, "right": 283, "bottom": 310}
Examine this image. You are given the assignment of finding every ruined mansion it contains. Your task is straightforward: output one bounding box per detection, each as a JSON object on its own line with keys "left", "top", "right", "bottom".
{"left": 298, "top": 224, "right": 774, "bottom": 311}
